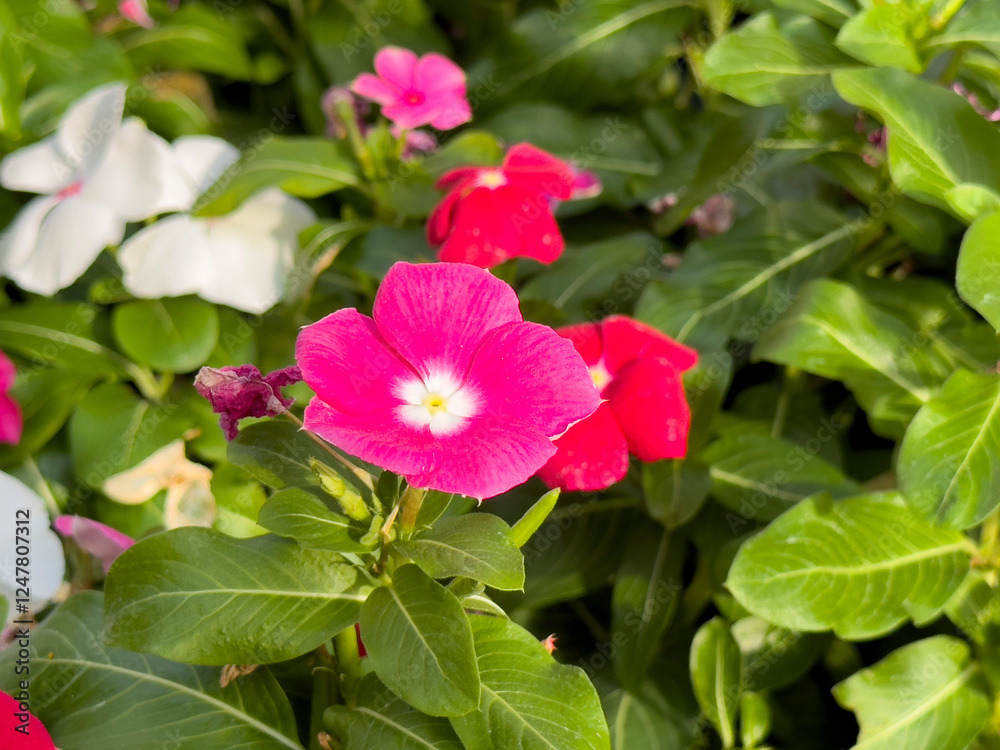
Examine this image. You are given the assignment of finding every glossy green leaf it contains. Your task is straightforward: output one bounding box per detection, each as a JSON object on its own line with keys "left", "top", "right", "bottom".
{"left": 833, "top": 636, "right": 990, "bottom": 750}
{"left": 731, "top": 617, "right": 826, "bottom": 692}
{"left": 740, "top": 691, "right": 771, "bottom": 750}
{"left": 396, "top": 514, "right": 525, "bottom": 591}
{"left": 511, "top": 489, "right": 560, "bottom": 548}
{"left": 228, "top": 420, "right": 323, "bottom": 490}
{"left": 257, "top": 487, "right": 373, "bottom": 552}
{"left": 104, "top": 528, "right": 371, "bottom": 664}
{"left": 947, "top": 183, "right": 1000, "bottom": 223}
{"left": 727, "top": 492, "right": 972, "bottom": 639}
{"left": 0, "top": 592, "right": 302, "bottom": 750}
{"left": 957, "top": 211, "right": 1000, "bottom": 330}
{"left": 690, "top": 618, "right": 742, "bottom": 748}
{"left": 450, "top": 615, "right": 611, "bottom": 750}
{"left": 642, "top": 460, "right": 711, "bottom": 529}
{"left": 945, "top": 572, "right": 1000, "bottom": 647}
{"left": 360, "top": 564, "right": 480, "bottom": 717}
{"left": 112, "top": 297, "right": 219, "bottom": 373}
{"left": 835, "top": 6, "right": 923, "bottom": 73}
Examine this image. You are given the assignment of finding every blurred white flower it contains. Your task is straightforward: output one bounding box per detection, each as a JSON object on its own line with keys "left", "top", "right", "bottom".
{"left": 0, "top": 472, "right": 65, "bottom": 625}
{"left": 0, "top": 82, "right": 177, "bottom": 294}
{"left": 119, "top": 135, "right": 317, "bottom": 314}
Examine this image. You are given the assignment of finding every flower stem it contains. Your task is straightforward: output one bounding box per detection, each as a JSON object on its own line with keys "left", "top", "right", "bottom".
{"left": 284, "top": 411, "right": 374, "bottom": 490}
{"left": 309, "top": 646, "right": 337, "bottom": 750}
{"left": 333, "top": 626, "right": 362, "bottom": 709}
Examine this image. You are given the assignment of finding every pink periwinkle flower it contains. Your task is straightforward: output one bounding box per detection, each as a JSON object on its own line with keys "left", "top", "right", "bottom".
{"left": 351, "top": 47, "right": 471, "bottom": 133}
{"left": 54, "top": 515, "right": 135, "bottom": 574}
{"left": 119, "top": 0, "right": 155, "bottom": 27}
{"left": 195, "top": 364, "right": 303, "bottom": 441}
{"left": 537, "top": 316, "right": 698, "bottom": 492}
{"left": 296, "top": 262, "right": 600, "bottom": 500}
{"left": 1, "top": 690, "right": 56, "bottom": 749}
{"left": 427, "top": 143, "right": 576, "bottom": 268}
{"left": 0, "top": 350, "right": 21, "bottom": 445}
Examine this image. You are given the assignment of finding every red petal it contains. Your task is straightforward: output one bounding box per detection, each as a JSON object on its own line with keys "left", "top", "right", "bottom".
{"left": 536, "top": 402, "right": 629, "bottom": 491}
{"left": 602, "top": 316, "right": 698, "bottom": 374}
{"left": 605, "top": 357, "right": 691, "bottom": 462}
{"left": 556, "top": 323, "right": 603, "bottom": 367}
{"left": 502, "top": 143, "right": 574, "bottom": 199}
{"left": 0, "top": 691, "right": 56, "bottom": 749}
{"left": 427, "top": 188, "right": 461, "bottom": 246}
{"left": 436, "top": 188, "right": 518, "bottom": 268}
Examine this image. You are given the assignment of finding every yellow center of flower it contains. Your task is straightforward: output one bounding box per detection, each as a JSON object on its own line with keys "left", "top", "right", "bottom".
{"left": 477, "top": 170, "right": 507, "bottom": 189}
{"left": 423, "top": 393, "right": 448, "bottom": 413}
{"left": 590, "top": 363, "right": 612, "bottom": 392}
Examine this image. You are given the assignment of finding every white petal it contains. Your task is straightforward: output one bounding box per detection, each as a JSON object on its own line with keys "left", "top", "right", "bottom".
{"left": 58, "top": 82, "right": 127, "bottom": 172}
{"left": 7, "top": 196, "right": 124, "bottom": 294}
{"left": 173, "top": 135, "right": 241, "bottom": 198}
{"left": 0, "top": 472, "right": 65, "bottom": 622}
{"left": 119, "top": 215, "right": 212, "bottom": 298}
{"left": 0, "top": 195, "right": 59, "bottom": 275}
{"left": 103, "top": 440, "right": 186, "bottom": 504}
{"left": 200, "top": 190, "right": 316, "bottom": 313}
{"left": 79, "top": 118, "right": 177, "bottom": 221}
{"left": 0, "top": 139, "right": 77, "bottom": 194}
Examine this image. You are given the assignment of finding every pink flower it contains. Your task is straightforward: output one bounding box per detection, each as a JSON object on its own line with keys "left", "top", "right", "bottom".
{"left": 351, "top": 47, "right": 471, "bottom": 133}
{"left": 427, "top": 143, "right": 575, "bottom": 268}
{"left": 0, "top": 690, "right": 56, "bottom": 749}
{"left": 537, "top": 316, "right": 698, "bottom": 492}
{"left": 687, "top": 194, "right": 735, "bottom": 237}
{"left": 54, "top": 515, "right": 134, "bottom": 574}
{"left": 119, "top": 0, "right": 155, "bottom": 27}
{"left": 0, "top": 350, "right": 21, "bottom": 445}
{"left": 194, "top": 364, "right": 302, "bottom": 441}
{"left": 296, "top": 262, "right": 600, "bottom": 500}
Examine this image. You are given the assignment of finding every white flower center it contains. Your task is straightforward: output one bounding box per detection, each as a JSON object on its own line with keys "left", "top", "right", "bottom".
{"left": 396, "top": 372, "right": 478, "bottom": 436}
{"left": 590, "top": 361, "right": 612, "bottom": 392}
{"left": 476, "top": 170, "right": 507, "bottom": 190}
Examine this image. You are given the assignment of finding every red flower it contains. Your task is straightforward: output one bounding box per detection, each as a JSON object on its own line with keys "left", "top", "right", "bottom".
{"left": 427, "top": 143, "right": 575, "bottom": 268}
{"left": 0, "top": 350, "right": 22, "bottom": 445}
{"left": 537, "top": 316, "right": 697, "bottom": 492}
{"left": 0, "top": 690, "right": 56, "bottom": 749}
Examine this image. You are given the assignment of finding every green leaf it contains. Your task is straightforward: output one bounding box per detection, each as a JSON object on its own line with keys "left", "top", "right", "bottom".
{"left": 690, "top": 617, "right": 742, "bottom": 749}
{"left": 832, "top": 67, "right": 1000, "bottom": 213}
{"left": 195, "top": 136, "right": 358, "bottom": 216}
{"left": 740, "top": 691, "right": 771, "bottom": 750}
{"left": 0, "top": 32, "right": 24, "bottom": 136}
{"left": 642, "top": 460, "right": 712, "bottom": 529}
{"left": 835, "top": 6, "right": 923, "bottom": 73}
{"left": 772, "top": 0, "right": 856, "bottom": 27}
{"left": 898, "top": 369, "right": 1000, "bottom": 529}
{"left": 0, "top": 592, "right": 302, "bottom": 750}
{"left": 701, "top": 432, "right": 860, "bottom": 523}
{"left": 360, "top": 564, "right": 481, "bottom": 717}
{"left": 325, "top": 673, "right": 464, "bottom": 750}
{"left": 450, "top": 615, "right": 611, "bottom": 750}
{"left": 727, "top": 492, "right": 972, "bottom": 639}
{"left": 104, "top": 528, "right": 371, "bottom": 664}
{"left": 395, "top": 514, "right": 525, "bottom": 591}
{"left": 947, "top": 183, "right": 1000, "bottom": 223}
{"left": 731, "top": 617, "right": 827, "bottom": 692}
{"left": 511, "top": 489, "right": 560, "bottom": 547}
{"left": 957, "top": 212, "right": 1000, "bottom": 330}
{"left": 257, "top": 487, "right": 374, "bottom": 552}
{"left": 945, "top": 572, "right": 1000, "bottom": 647}
{"left": 926, "top": 0, "right": 1000, "bottom": 57}
{"left": 703, "top": 14, "right": 854, "bottom": 106}
{"left": 833, "top": 636, "right": 990, "bottom": 750}
{"left": 603, "top": 684, "right": 698, "bottom": 750}
{"left": 753, "top": 279, "right": 948, "bottom": 437}
{"left": 228, "top": 420, "right": 323, "bottom": 490}
{"left": 112, "top": 297, "right": 219, "bottom": 373}
{"left": 611, "top": 522, "right": 684, "bottom": 690}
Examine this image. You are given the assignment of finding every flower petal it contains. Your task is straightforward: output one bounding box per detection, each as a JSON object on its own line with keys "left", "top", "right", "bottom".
{"left": 103, "top": 440, "right": 187, "bottom": 503}
{"left": 0, "top": 195, "right": 59, "bottom": 277}
{"left": 119, "top": 214, "right": 212, "bottom": 299}
{"left": 57, "top": 82, "right": 126, "bottom": 170}
{"left": 8, "top": 196, "right": 123, "bottom": 295}
{"left": 374, "top": 46, "right": 418, "bottom": 89}
{"left": 54, "top": 515, "right": 134, "bottom": 573}
{"left": 536, "top": 402, "right": 630, "bottom": 491}
{"left": 427, "top": 187, "right": 462, "bottom": 246}
{"left": 555, "top": 323, "right": 603, "bottom": 367}
{"left": 436, "top": 188, "right": 518, "bottom": 267}
{"left": 512, "top": 198, "right": 564, "bottom": 263}
{"left": 0, "top": 138, "right": 75, "bottom": 194}
{"left": 412, "top": 413, "right": 557, "bottom": 500}
{"left": 0, "top": 394, "right": 22, "bottom": 445}
{"left": 153, "top": 135, "right": 241, "bottom": 213}
{"left": 382, "top": 100, "right": 443, "bottom": 131}
{"left": 502, "top": 143, "right": 574, "bottom": 199}
{"left": 605, "top": 357, "right": 691, "bottom": 462}
{"left": 465, "top": 321, "right": 599, "bottom": 437}
{"left": 435, "top": 166, "right": 483, "bottom": 192}
{"left": 0, "top": 690, "right": 57, "bottom": 749}
{"left": 602, "top": 316, "right": 698, "bottom": 374}
{"left": 372, "top": 261, "right": 523, "bottom": 379}
{"left": 351, "top": 72, "right": 402, "bottom": 106}
{"left": 429, "top": 97, "right": 472, "bottom": 130}
{"left": 0, "top": 350, "right": 15, "bottom": 392}
{"left": 414, "top": 53, "right": 466, "bottom": 96}
{"left": 297, "top": 308, "right": 415, "bottom": 415}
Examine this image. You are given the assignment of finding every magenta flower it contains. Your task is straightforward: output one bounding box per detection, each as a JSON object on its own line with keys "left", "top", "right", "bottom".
{"left": 194, "top": 364, "right": 303, "bottom": 441}
{"left": 54, "top": 515, "right": 135, "bottom": 574}
{"left": 296, "top": 262, "right": 600, "bottom": 500}
{"left": 351, "top": 47, "right": 471, "bottom": 132}
{"left": 1, "top": 690, "right": 56, "bottom": 749}
{"left": 0, "top": 350, "right": 21, "bottom": 445}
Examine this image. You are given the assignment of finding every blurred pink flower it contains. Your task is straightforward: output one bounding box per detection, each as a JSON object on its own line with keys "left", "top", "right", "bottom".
{"left": 687, "top": 194, "right": 735, "bottom": 237}
{"left": 119, "top": 0, "right": 155, "bottom": 27}
{"left": 0, "top": 350, "right": 21, "bottom": 445}
{"left": 952, "top": 82, "right": 1000, "bottom": 122}
{"left": 296, "top": 262, "right": 600, "bottom": 500}
{"left": 195, "top": 364, "right": 302, "bottom": 441}
{"left": 351, "top": 47, "right": 471, "bottom": 132}
{"left": 54, "top": 515, "right": 134, "bottom": 573}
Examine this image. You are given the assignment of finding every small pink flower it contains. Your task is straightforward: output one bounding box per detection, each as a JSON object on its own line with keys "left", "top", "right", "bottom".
{"left": 687, "top": 194, "right": 735, "bottom": 238}
{"left": 351, "top": 47, "right": 471, "bottom": 133}
{"left": 952, "top": 82, "right": 1000, "bottom": 122}
{"left": 427, "top": 143, "right": 576, "bottom": 268}
{"left": 119, "top": 0, "right": 155, "bottom": 27}
{"left": 0, "top": 690, "right": 56, "bottom": 749}
{"left": 0, "top": 350, "right": 22, "bottom": 445}
{"left": 54, "top": 515, "right": 134, "bottom": 574}
{"left": 296, "top": 262, "right": 600, "bottom": 500}
{"left": 195, "top": 364, "right": 302, "bottom": 441}
{"left": 537, "top": 316, "right": 698, "bottom": 492}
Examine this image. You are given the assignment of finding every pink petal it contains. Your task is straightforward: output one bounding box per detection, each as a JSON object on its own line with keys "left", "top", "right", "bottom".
{"left": 0, "top": 394, "right": 22, "bottom": 445}
{"left": 437, "top": 188, "right": 518, "bottom": 267}
{"left": 351, "top": 72, "right": 402, "bottom": 106}
{"left": 429, "top": 97, "right": 472, "bottom": 130}
{"left": 303, "top": 397, "right": 439, "bottom": 479}
{"left": 602, "top": 316, "right": 698, "bottom": 374}
{"left": 411, "top": 413, "right": 557, "bottom": 500}
{"left": 119, "top": 0, "right": 155, "bottom": 27}
{"left": 606, "top": 357, "right": 690, "bottom": 462}
{"left": 381, "top": 100, "right": 443, "bottom": 131}
{"left": 427, "top": 188, "right": 462, "bottom": 246}
{"left": 296, "top": 309, "right": 416, "bottom": 414}
{"left": 502, "top": 143, "right": 575, "bottom": 199}
{"left": 0, "top": 350, "right": 15, "bottom": 392}
{"left": 465, "top": 321, "right": 600, "bottom": 438}
{"left": 374, "top": 47, "right": 418, "bottom": 89}
{"left": 555, "top": 323, "right": 603, "bottom": 367}
{"left": 536, "top": 402, "right": 630, "bottom": 492}
{"left": 54, "top": 515, "right": 134, "bottom": 573}
{"left": 372, "top": 262, "right": 522, "bottom": 380}
{"left": 0, "top": 691, "right": 56, "bottom": 749}
{"left": 413, "top": 53, "right": 467, "bottom": 96}
{"left": 570, "top": 169, "right": 603, "bottom": 200}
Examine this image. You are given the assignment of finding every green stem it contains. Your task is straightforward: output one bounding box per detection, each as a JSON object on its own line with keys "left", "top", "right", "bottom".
{"left": 284, "top": 412, "right": 374, "bottom": 490}
{"left": 335, "top": 98, "right": 376, "bottom": 181}
{"left": 333, "top": 626, "right": 362, "bottom": 709}
{"left": 397, "top": 485, "right": 426, "bottom": 536}
{"left": 309, "top": 647, "right": 338, "bottom": 750}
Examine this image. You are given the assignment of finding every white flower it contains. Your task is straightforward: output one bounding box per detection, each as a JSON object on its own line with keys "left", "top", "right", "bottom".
{"left": 0, "top": 82, "right": 178, "bottom": 295}
{"left": 118, "top": 135, "right": 317, "bottom": 314}
{"left": 0, "top": 472, "right": 65, "bottom": 624}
